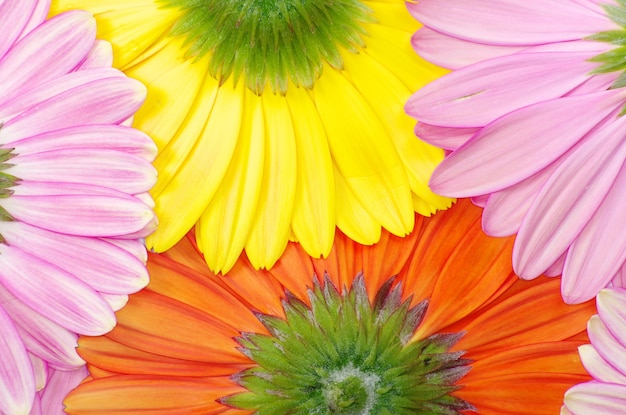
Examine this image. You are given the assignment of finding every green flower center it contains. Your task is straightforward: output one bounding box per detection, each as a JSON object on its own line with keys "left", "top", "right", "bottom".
{"left": 221, "top": 274, "right": 475, "bottom": 414}
{"left": 323, "top": 366, "right": 379, "bottom": 414}
{"left": 588, "top": 2, "right": 626, "bottom": 89}
{"left": 157, "top": 0, "right": 375, "bottom": 94}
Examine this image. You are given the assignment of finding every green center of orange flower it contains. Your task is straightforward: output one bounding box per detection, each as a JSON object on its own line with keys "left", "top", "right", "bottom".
{"left": 221, "top": 274, "right": 475, "bottom": 414}
{"left": 158, "top": 0, "right": 375, "bottom": 94}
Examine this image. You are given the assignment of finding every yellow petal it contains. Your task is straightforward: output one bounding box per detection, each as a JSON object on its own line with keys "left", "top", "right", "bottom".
{"left": 287, "top": 86, "right": 335, "bottom": 258}
{"left": 333, "top": 163, "right": 381, "bottom": 245}
{"left": 342, "top": 46, "right": 451, "bottom": 214}
{"left": 244, "top": 92, "right": 297, "bottom": 269}
{"left": 363, "top": 0, "right": 419, "bottom": 33}
{"left": 49, "top": 1, "right": 178, "bottom": 69}
{"left": 196, "top": 90, "right": 265, "bottom": 273}
{"left": 361, "top": 21, "right": 447, "bottom": 91}
{"left": 314, "top": 65, "right": 413, "bottom": 236}
{"left": 126, "top": 38, "right": 209, "bottom": 151}
{"left": 147, "top": 79, "right": 243, "bottom": 252}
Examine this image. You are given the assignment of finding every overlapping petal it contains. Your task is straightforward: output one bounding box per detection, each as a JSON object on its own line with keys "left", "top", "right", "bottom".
{"left": 564, "top": 288, "right": 626, "bottom": 414}
{"left": 0, "top": 4, "right": 156, "bottom": 413}
{"left": 50, "top": 0, "right": 452, "bottom": 273}
{"left": 62, "top": 201, "right": 594, "bottom": 415}
{"left": 406, "top": 0, "right": 626, "bottom": 303}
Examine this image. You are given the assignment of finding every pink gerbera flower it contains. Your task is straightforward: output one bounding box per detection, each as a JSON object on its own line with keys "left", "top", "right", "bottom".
{"left": 405, "top": 0, "right": 626, "bottom": 304}
{"left": 0, "top": 1, "right": 156, "bottom": 413}
{"left": 563, "top": 288, "right": 626, "bottom": 414}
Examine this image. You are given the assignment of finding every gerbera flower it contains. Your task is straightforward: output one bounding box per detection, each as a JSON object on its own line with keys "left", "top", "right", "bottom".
{"left": 0, "top": 2, "right": 156, "bottom": 413}
{"left": 62, "top": 200, "right": 592, "bottom": 415}
{"left": 49, "top": 0, "right": 452, "bottom": 273}
{"left": 563, "top": 288, "right": 626, "bottom": 414}
{"left": 405, "top": 0, "right": 626, "bottom": 304}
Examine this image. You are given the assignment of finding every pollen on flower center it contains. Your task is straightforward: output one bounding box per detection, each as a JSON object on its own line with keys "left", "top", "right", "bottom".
{"left": 323, "top": 365, "right": 380, "bottom": 415}
{"left": 158, "top": 0, "right": 375, "bottom": 94}
{"left": 221, "top": 274, "right": 475, "bottom": 414}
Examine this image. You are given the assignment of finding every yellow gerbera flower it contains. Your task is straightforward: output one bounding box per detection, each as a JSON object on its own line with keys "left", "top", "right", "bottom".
{"left": 49, "top": 0, "right": 451, "bottom": 273}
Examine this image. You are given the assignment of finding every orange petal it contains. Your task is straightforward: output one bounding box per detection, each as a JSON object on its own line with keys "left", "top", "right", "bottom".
{"left": 452, "top": 278, "right": 595, "bottom": 359}
{"left": 464, "top": 341, "right": 589, "bottom": 380}
{"left": 109, "top": 291, "right": 247, "bottom": 363}
{"left": 64, "top": 375, "right": 248, "bottom": 415}
{"left": 79, "top": 336, "right": 251, "bottom": 378}
{"left": 268, "top": 242, "right": 317, "bottom": 302}
{"left": 146, "top": 254, "right": 265, "bottom": 333}
{"left": 219, "top": 256, "right": 286, "bottom": 317}
{"left": 456, "top": 373, "right": 590, "bottom": 415}
{"left": 412, "top": 208, "right": 516, "bottom": 338}
{"left": 403, "top": 199, "right": 511, "bottom": 308}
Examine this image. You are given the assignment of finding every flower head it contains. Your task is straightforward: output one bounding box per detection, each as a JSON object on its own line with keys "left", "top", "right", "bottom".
{"left": 563, "top": 288, "right": 626, "bottom": 414}
{"left": 50, "top": 0, "right": 452, "bottom": 273}
{"left": 62, "top": 200, "right": 593, "bottom": 415}
{"left": 405, "top": 0, "right": 626, "bottom": 304}
{"left": 0, "top": 2, "right": 156, "bottom": 413}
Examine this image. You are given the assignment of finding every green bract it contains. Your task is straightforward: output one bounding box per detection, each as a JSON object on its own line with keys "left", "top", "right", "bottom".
{"left": 0, "top": 142, "right": 17, "bottom": 228}
{"left": 158, "top": 0, "right": 375, "bottom": 94}
{"left": 588, "top": 0, "right": 626, "bottom": 89}
{"left": 221, "top": 274, "right": 474, "bottom": 415}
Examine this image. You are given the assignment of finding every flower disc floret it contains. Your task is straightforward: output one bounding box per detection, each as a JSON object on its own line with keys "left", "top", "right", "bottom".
{"left": 159, "top": 0, "right": 375, "bottom": 93}
{"left": 223, "top": 275, "right": 473, "bottom": 415}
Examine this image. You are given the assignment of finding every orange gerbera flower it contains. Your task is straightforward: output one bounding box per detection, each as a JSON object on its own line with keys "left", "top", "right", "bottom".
{"left": 63, "top": 200, "right": 594, "bottom": 415}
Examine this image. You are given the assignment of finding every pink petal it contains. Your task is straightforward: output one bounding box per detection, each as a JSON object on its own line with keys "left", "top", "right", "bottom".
{"left": 10, "top": 124, "right": 157, "bottom": 160}
{"left": 482, "top": 155, "right": 563, "bottom": 237}
{"left": 579, "top": 344, "right": 626, "bottom": 384}
{"left": 39, "top": 367, "right": 88, "bottom": 415}
{"left": 0, "top": 282, "right": 83, "bottom": 370}
{"left": 6, "top": 181, "right": 154, "bottom": 237}
{"left": 1, "top": 221, "right": 149, "bottom": 294}
{"left": 414, "top": 122, "right": 478, "bottom": 151}
{"left": 29, "top": 354, "right": 47, "bottom": 392}
{"left": 0, "top": 244, "right": 115, "bottom": 335}
{"left": 596, "top": 289, "right": 626, "bottom": 349}
{"left": 565, "top": 381, "right": 626, "bottom": 414}
{"left": 0, "top": 0, "right": 37, "bottom": 61}
{"left": 18, "top": 0, "right": 50, "bottom": 40}
{"left": 0, "top": 11, "right": 95, "bottom": 104}
{"left": 77, "top": 39, "right": 113, "bottom": 70}
{"left": 100, "top": 293, "right": 129, "bottom": 311}
{"left": 0, "top": 304, "right": 35, "bottom": 415}
{"left": 2, "top": 76, "right": 146, "bottom": 141}
{"left": 470, "top": 195, "right": 488, "bottom": 208}
{"left": 587, "top": 315, "right": 626, "bottom": 378}
{"left": 544, "top": 252, "right": 566, "bottom": 277}
{"left": 412, "top": 27, "right": 523, "bottom": 70}
{"left": 10, "top": 149, "right": 156, "bottom": 194}
{"left": 407, "top": 0, "right": 616, "bottom": 46}
{"left": 430, "top": 90, "right": 624, "bottom": 197}
{"left": 0, "top": 67, "right": 125, "bottom": 122}
{"left": 514, "top": 113, "right": 626, "bottom": 283}
{"left": 561, "top": 167, "right": 626, "bottom": 303}
{"left": 406, "top": 50, "right": 603, "bottom": 128}
{"left": 103, "top": 238, "right": 148, "bottom": 263}
{"left": 611, "top": 262, "right": 626, "bottom": 289}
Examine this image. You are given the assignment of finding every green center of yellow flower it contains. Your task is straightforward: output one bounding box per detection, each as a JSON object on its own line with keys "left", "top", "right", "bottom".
{"left": 221, "top": 274, "right": 475, "bottom": 414}
{"left": 158, "top": 0, "right": 375, "bottom": 94}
